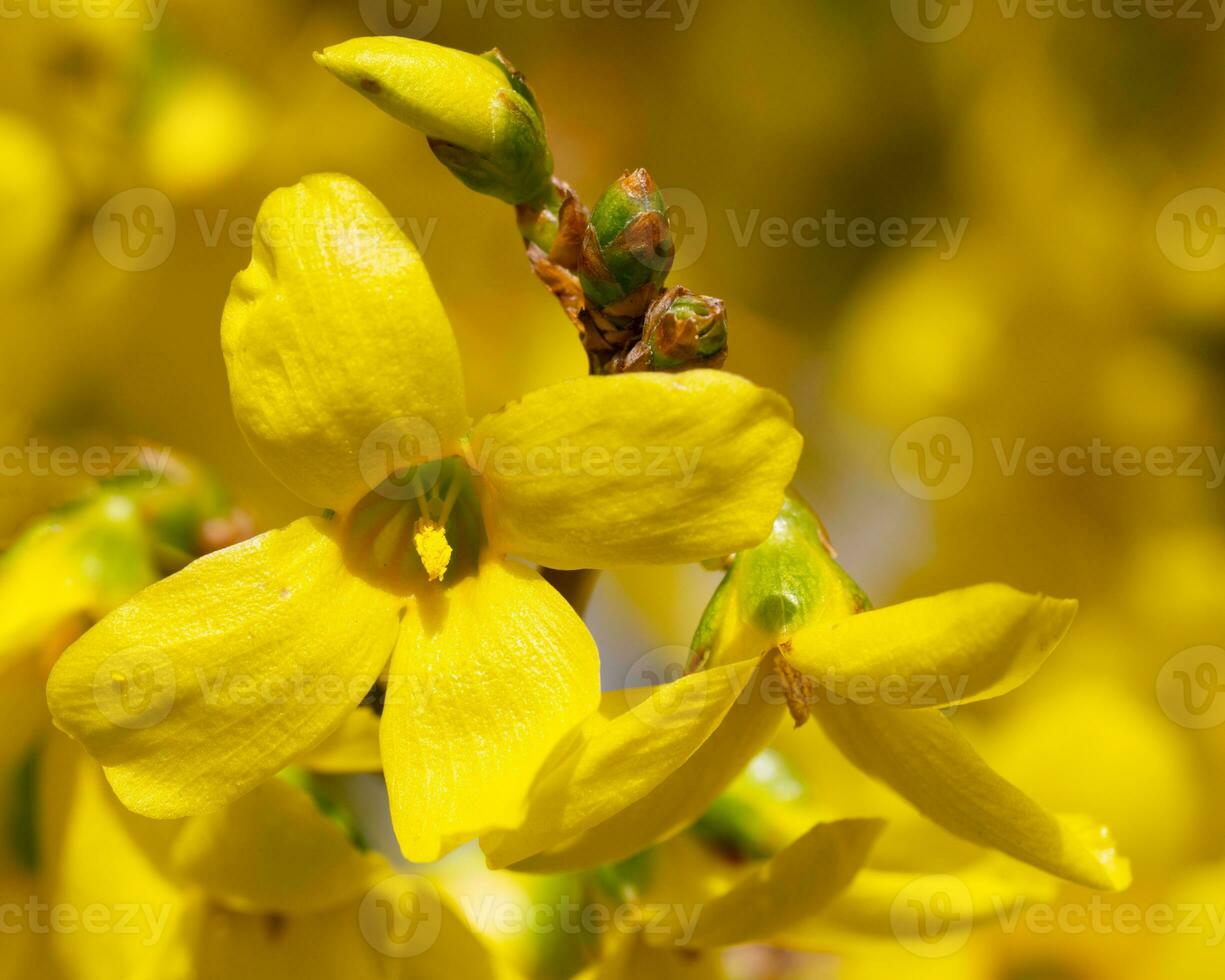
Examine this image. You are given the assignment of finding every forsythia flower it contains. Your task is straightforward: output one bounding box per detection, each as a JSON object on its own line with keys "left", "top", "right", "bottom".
{"left": 482, "top": 492, "right": 1130, "bottom": 894}
{"left": 46, "top": 173, "right": 802, "bottom": 861}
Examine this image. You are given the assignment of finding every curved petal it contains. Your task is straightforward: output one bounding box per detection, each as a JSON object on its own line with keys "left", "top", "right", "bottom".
{"left": 813, "top": 700, "right": 1131, "bottom": 891}
{"left": 648, "top": 818, "right": 885, "bottom": 949}
{"left": 481, "top": 656, "right": 771, "bottom": 871}
{"left": 785, "top": 585, "right": 1077, "bottom": 709}
{"left": 471, "top": 371, "right": 801, "bottom": 570}
{"left": 46, "top": 517, "right": 403, "bottom": 818}
{"left": 382, "top": 557, "right": 600, "bottom": 862}
{"left": 162, "top": 776, "right": 387, "bottom": 915}
{"left": 221, "top": 173, "right": 469, "bottom": 512}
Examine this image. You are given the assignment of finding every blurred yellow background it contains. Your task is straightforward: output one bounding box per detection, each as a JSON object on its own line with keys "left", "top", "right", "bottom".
{"left": 2, "top": 1, "right": 1224, "bottom": 977}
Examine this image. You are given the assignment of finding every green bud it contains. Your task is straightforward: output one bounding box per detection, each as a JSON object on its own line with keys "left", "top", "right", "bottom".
{"left": 315, "top": 38, "right": 553, "bottom": 206}
{"left": 578, "top": 169, "right": 674, "bottom": 316}
{"left": 690, "top": 491, "right": 870, "bottom": 670}
{"left": 625, "top": 286, "right": 728, "bottom": 371}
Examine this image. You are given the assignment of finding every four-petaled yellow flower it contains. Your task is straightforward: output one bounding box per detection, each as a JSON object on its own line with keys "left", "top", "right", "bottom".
{"left": 47, "top": 173, "right": 802, "bottom": 861}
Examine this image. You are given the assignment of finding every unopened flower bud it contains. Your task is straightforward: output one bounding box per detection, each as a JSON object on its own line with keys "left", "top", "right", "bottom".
{"left": 578, "top": 169, "right": 674, "bottom": 317}
{"left": 315, "top": 38, "right": 553, "bottom": 205}
{"left": 630, "top": 286, "right": 728, "bottom": 371}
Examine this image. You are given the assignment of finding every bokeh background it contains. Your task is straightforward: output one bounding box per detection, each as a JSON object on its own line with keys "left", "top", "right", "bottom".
{"left": 3, "top": 0, "right": 1224, "bottom": 976}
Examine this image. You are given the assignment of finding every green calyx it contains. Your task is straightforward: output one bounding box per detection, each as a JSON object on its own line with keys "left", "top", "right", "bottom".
{"left": 578, "top": 169, "right": 674, "bottom": 316}
{"left": 690, "top": 491, "right": 871, "bottom": 669}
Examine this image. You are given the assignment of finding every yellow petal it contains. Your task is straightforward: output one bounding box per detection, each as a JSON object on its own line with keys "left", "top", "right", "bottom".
{"left": 161, "top": 776, "right": 388, "bottom": 915}
{"left": 221, "top": 173, "right": 468, "bottom": 512}
{"left": 471, "top": 371, "right": 801, "bottom": 569}
{"left": 315, "top": 38, "right": 509, "bottom": 156}
{"left": 382, "top": 557, "right": 600, "bottom": 862}
{"left": 796, "top": 851, "right": 1058, "bottom": 941}
{"left": 651, "top": 818, "right": 884, "bottom": 949}
{"left": 813, "top": 701, "right": 1131, "bottom": 891}
{"left": 46, "top": 517, "right": 403, "bottom": 818}
{"left": 482, "top": 656, "right": 775, "bottom": 871}
{"left": 37, "top": 734, "right": 186, "bottom": 980}
{"left": 167, "top": 877, "right": 518, "bottom": 980}
{"left": 785, "top": 585, "right": 1077, "bottom": 708}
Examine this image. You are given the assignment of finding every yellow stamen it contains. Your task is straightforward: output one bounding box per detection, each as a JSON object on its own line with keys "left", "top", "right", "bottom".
{"left": 413, "top": 517, "right": 452, "bottom": 582}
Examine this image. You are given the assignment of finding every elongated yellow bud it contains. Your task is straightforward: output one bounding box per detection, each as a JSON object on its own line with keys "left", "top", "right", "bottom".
{"left": 315, "top": 38, "right": 553, "bottom": 205}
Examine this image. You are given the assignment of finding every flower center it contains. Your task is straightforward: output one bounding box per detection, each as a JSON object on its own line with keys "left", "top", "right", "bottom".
{"left": 342, "top": 458, "right": 483, "bottom": 590}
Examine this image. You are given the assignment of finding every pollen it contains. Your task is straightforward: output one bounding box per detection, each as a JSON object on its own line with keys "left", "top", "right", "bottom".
{"left": 413, "top": 517, "right": 452, "bottom": 582}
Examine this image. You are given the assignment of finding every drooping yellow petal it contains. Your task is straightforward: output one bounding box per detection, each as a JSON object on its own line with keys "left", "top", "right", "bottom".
{"left": 813, "top": 701, "right": 1131, "bottom": 891}
{"left": 221, "top": 173, "right": 469, "bottom": 512}
{"left": 650, "top": 818, "right": 884, "bottom": 949}
{"left": 482, "top": 656, "right": 776, "bottom": 871}
{"left": 47, "top": 518, "right": 403, "bottom": 818}
{"left": 159, "top": 776, "right": 388, "bottom": 915}
{"left": 790, "top": 850, "right": 1058, "bottom": 943}
{"left": 471, "top": 371, "right": 801, "bottom": 570}
{"left": 382, "top": 557, "right": 600, "bottom": 862}
{"left": 785, "top": 585, "right": 1077, "bottom": 708}
{"left": 37, "top": 734, "right": 186, "bottom": 980}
